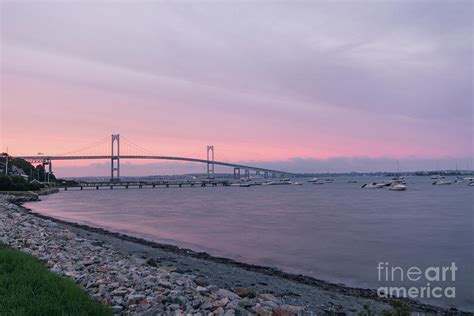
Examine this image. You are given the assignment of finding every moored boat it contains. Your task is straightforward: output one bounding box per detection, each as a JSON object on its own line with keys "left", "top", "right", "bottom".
{"left": 432, "top": 180, "right": 452, "bottom": 185}
{"left": 389, "top": 183, "right": 407, "bottom": 191}
{"left": 361, "top": 183, "right": 385, "bottom": 189}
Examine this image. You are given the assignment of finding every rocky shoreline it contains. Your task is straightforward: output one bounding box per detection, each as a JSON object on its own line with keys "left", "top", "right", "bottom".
{"left": 0, "top": 193, "right": 468, "bottom": 315}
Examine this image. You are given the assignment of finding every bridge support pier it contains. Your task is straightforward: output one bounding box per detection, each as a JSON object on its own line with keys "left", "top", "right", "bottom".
{"left": 233, "top": 167, "right": 240, "bottom": 179}
{"left": 245, "top": 169, "right": 250, "bottom": 179}
{"left": 110, "top": 134, "right": 120, "bottom": 183}
{"left": 264, "top": 171, "right": 268, "bottom": 179}
{"left": 41, "top": 159, "right": 52, "bottom": 183}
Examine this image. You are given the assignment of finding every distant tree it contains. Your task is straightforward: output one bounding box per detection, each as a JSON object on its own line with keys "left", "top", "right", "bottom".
{"left": 0, "top": 175, "right": 45, "bottom": 191}
{"left": 0, "top": 157, "right": 56, "bottom": 182}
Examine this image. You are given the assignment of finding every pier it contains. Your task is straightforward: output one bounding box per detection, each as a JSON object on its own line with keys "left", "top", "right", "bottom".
{"left": 63, "top": 180, "right": 233, "bottom": 190}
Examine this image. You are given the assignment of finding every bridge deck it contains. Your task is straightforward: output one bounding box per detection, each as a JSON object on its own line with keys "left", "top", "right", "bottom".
{"left": 16, "top": 155, "right": 298, "bottom": 176}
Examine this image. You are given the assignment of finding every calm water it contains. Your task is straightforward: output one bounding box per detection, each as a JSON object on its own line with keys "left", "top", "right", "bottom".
{"left": 25, "top": 177, "right": 473, "bottom": 310}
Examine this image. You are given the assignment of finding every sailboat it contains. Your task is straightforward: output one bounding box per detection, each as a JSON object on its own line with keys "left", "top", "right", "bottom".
{"left": 431, "top": 160, "right": 443, "bottom": 179}
{"left": 388, "top": 160, "right": 407, "bottom": 190}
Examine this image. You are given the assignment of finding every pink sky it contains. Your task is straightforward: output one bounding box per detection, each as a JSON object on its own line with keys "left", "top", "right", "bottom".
{"left": 1, "top": 1, "right": 472, "bottom": 175}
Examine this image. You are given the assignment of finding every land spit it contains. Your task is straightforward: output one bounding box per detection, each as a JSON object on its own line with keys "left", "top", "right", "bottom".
{"left": 0, "top": 193, "right": 467, "bottom": 315}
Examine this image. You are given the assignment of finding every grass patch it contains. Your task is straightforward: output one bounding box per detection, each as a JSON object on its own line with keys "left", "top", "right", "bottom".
{"left": 0, "top": 243, "right": 112, "bottom": 315}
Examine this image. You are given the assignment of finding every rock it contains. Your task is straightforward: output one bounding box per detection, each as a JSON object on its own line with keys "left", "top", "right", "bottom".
{"left": 217, "top": 289, "right": 241, "bottom": 301}
{"left": 274, "top": 305, "right": 304, "bottom": 315}
{"left": 194, "top": 276, "right": 209, "bottom": 287}
{"left": 215, "top": 297, "right": 229, "bottom": 307}
{"left": 111, "top": 296, "right": 124, "bottom": 306}
{"left": 261, "top": 300, "right": 278, "bottom": 309}
{"left": 259, "top": 293, "right": 279, "bottom": 303}
{"left": 234, "top": 288, "right": 256, "bottom": 298}
{"left": 192, "top": 298, "right": 202, "bottom": 308}
{"left": 110, "top": 305, "right": 123, "bottom": 314}
{"left": 158, "top": 279, "right": 173, "bottom": 288}
{"left": 146, "top": 258, "right": 159, "bottom": 267}
{"left": 201, "top": 301, "right": 214, "bottom": 310}
{"left": 224, "top": 309, "right": 236, "bottom": 316}
{"left": 239, "top": 298, "right": 256, "bottom": 308}
{"left": 255, "top": 306, "right": 272, "bottom": 316}
{"left": 111, "top": 288, "right": 129, "bottom": 296}
{"left": 163, "top": 265, "right": 177, "bottom": 272}
{"left": 127, "top": 293, "right": 146, "bottom": 305}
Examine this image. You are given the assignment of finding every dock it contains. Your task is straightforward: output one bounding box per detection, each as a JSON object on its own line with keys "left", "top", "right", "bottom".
{"left": 63, "top": 180, "right": 232, "bottom": 190}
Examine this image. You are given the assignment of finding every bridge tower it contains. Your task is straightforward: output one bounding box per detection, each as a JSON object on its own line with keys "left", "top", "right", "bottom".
{"left": 207, "top": 145, "right": 214, "bottom": 178}
{"left": 110, "top": 134, "right": 120, "bottom": 182}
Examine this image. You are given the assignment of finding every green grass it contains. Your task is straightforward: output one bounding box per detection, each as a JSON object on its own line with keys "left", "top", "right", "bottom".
{"left": 0, "top": 243, "right": 112, "bottom": 316}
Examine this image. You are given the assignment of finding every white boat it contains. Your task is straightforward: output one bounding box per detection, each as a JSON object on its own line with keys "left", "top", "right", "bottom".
{"left": 308, "top": 177, "right": 319, "bottom": 183}
{"left": 312, "top": 181, "right": 325, "bottom": 185}
{"left": 230, "top": 182, "right": 251, "bottom": 187}
{"left": 431, "top": 175, "right": 444, "bottom": 180}
{"left": 468, "top": 182, "right": 474, "bottom": 186}
{"left": 389, "top": 183, "right": 407, "bottom": 191}
{"left": 382, "top": 179, "right": 406, "bottom": 186}
{"left": 361, "top": 182, "right": 385, "bottom": 189}
{"left": 261, "top": 181, "right": 275, "bottom": 186}
{"left": 325, "top": 179, "right": 334, "bottom": 183}
{"left": 291, "top": 181, "right": 303, "bottom": 185}
{"left": 432, "top": 180, "right": 452, "bottom": 185}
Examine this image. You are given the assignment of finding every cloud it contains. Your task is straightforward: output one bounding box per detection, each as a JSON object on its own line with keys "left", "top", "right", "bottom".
{"left": 1, "top": 1, "right": 472, "bottom": 167}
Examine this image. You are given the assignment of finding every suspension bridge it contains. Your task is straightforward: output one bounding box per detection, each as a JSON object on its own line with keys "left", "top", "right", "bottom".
{"left": 13, "top": 134, "right": 299, "bottom": 182}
